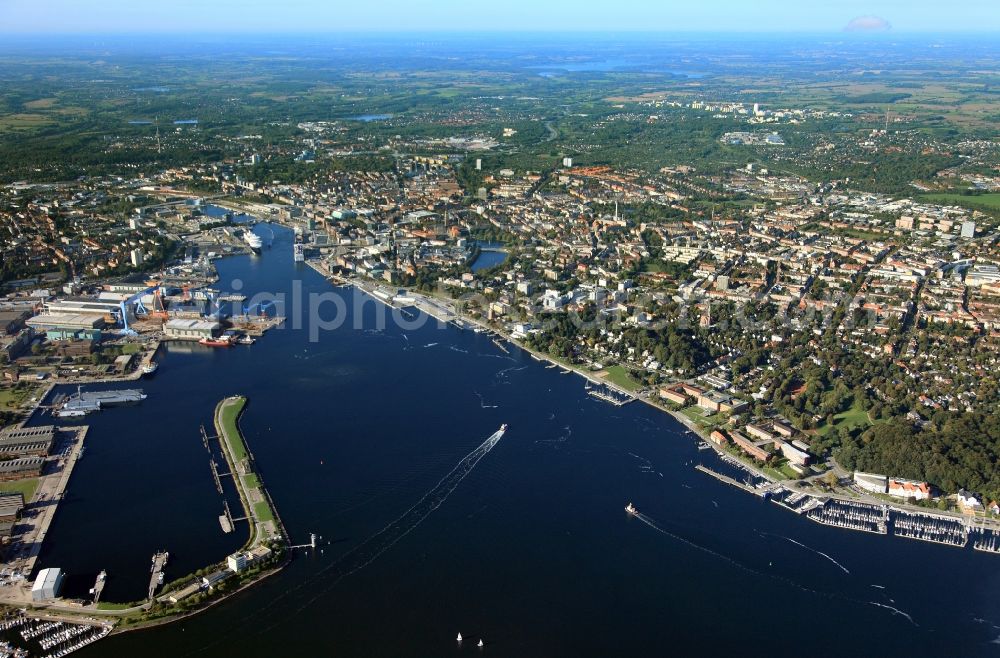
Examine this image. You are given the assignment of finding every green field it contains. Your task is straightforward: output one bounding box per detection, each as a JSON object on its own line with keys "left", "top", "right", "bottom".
{"left": 602, "top": 365, "right": 643, "bottom": 392}
{"left": 253, "top": 500, "right": 274, "bottom": 523}
{"left": 0, "top": 478, "right": 39, "bottom": 502}
{"left": 0, "top": 385, "right": 38, "bottom": 410}
{"left": 219, "top": 397, "right": 248, "bottom": 463}
{"left": 816, "top": 400, "right": 873, "bottom": 437}
{"left": 243, "top": 473, "right": 260, "bottom": 490}
{"left": 922, "top": 193, "right": 1000, "bottom": 211}
{"left": 680, "top": 406, "right": 726, "bottom": 429}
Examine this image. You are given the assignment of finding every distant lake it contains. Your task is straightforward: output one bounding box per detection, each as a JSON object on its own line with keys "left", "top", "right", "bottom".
{"left": 529, "top": 60, "right": 705, "bottom": 78}
{"left": 174, "top": 119, "right": 199, "bottom": 125}
{"left": 127, "top": 120, "right": 153, "bottom": 125}
{"left": 348, "top": 114, "right": 393, "bottom": 122}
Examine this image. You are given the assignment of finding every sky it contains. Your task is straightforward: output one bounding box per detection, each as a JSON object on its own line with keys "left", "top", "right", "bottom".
{"left": 1, "top": 0, "right": 998, "bottom": 34}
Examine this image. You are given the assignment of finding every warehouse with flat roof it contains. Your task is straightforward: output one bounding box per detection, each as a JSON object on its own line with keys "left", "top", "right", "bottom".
{"left": 0, "top": 425, "right": 55, "bottom": 458}
{"left": 0, "top": 457, "right": 45, "bottom": 481}
{"left": 164, "top": 319, "right": 220, "bottom": 340}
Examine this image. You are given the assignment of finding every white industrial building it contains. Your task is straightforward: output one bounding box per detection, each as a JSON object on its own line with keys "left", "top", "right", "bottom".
{"left": 31, "top": 567, "right": 64, "bottom": 601}
{"left": 164, "top": 319, "right": 220, "bottom": 340}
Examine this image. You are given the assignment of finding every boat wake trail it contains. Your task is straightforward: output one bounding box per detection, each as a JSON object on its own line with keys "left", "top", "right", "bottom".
{"left": 629, "top": 511, "right": 919, "bottom": 630}
{"left": 771, "top": 534, "right": 851, "bottom": 575}
{"left": 423, "top": 342, "right": 439, "bottom": 348}
{"left": 475, "top": 392, "right": 499, "bottom": 409}
{"left": 185, "top": 425, "right": 508, "bottom": 656}
{"left": 449, "top": 346, "right": 470, "bottom": 354}
{"left": 495, "top": 365, "right": 527, "bottom": 380}
{"left": 538, "top": 425, "right": 571, "bottom": 445}
{"left": 246, "top": 426, "right": 507, "bottom": 642}
{"left": 632, "top": 511, "right": 754, "bottom": 574}
{"left": 312, "top": 426, "right": 506, "bottom": 583}
{"left": 868, "top": 601, "right": 918, "bottom": 627}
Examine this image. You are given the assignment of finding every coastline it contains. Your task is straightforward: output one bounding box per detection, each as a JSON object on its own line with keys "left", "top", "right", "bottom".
{"left": 328, "top": 267, "right": 1000, "bottom": 537}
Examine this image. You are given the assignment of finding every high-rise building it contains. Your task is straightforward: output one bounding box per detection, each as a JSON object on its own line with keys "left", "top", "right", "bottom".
{"left": 130, "top": 249, "right": 144, "bottom": 267}
{"left": 562, "top": 157, "right": 573, "bottom": 168}
{"left": 961, "top": 221, "right": 976, "bottom": 238}
{"left": 475, "top": 158, "right": 482, "bottom": 171}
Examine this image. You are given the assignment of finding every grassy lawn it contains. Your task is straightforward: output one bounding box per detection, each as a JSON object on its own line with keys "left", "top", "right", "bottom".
{"left": 219, "top": 397, "right": 248, "bottom": 463}
{"left": 602, "top": 365, "right": 643, "bottom": 392}
{"left": 0, "top": 478, "right": 39, "bottom": 502}
{"left": 922, "top": 193, "right": 1000, "bottom": 211}
{"left": 680, "top": 406, "right": 726, "bottom": 429}
{"left": 253, "top": 500, "right": 274, "bottom": 523}
{"left": 0, "top": 385, "right": 37, "bottom": 410}
{"left": 97, "top": 601, "right": 134, "bottom": 611}
{"left": 243, "top": 473, "right": 260, "bottom": 490}
{"left": 816, "top": 400, "right": 873, "bottom": 437}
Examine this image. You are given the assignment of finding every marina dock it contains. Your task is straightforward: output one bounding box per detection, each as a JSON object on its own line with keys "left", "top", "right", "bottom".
{"left": 587, "top": 385, "right": 636, "bottom": 406}
{"left": 148, "top": 551, "right": 169, "bottom": 599}
{"left": 694, "top": 464, "right": 765, "bottom": 497}
{"left": 891, "top": 509, "right": 968, "bottom": 547}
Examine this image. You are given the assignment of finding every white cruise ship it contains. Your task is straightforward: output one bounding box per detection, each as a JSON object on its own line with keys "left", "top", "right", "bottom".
{"left": 244, "top": 230, "right": 263, "bottom": 253}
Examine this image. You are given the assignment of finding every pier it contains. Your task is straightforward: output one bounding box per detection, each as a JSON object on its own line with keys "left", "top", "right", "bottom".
{"left": 694, "top": 464, "right": 765, "bottom": 497}
{"left": 972, "top": 527, "right": 1000, "bottom": 554}
{"left": 805, "top": 499, "right": 888, "bottom": 535}
{"left": 148, "top": 551, "right": 169, "bottom": 599}
{"left": 91, "top": 571, "right": 106, "bottom": 604}
{"left": 15, "top": 426, "right": 88, "bottom": 578}
{"left": 220, "top": 499, "right": 234, "bottom": 533}
{"left": 587, "top": 385, "right": 636, "bottom": 407}
{"left": 891, "top": 509, "right": 967, "bottom": 547}
{"left": 13, "top": 616, "right": 112, "bottom": 657}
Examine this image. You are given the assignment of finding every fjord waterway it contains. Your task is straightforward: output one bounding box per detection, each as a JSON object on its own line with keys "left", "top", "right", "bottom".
{"left": 36, "top": 225, "right": 1000, "bottom": 656}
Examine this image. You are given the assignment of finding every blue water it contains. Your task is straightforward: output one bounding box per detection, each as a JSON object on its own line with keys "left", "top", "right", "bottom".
{"left": 31, "top": 224, "right": 1000, "bottom": 657}
{"left": 470, "top": 243, "right": 507, "bottom": 272}
{"left": 348, "top": 114, "right": 393, "bottom": 122}
{"left": 200, "top": 204, "right": 254, "bottom": 225}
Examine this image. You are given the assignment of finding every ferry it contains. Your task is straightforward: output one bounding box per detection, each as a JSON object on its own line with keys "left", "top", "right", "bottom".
{"left": 141, "top": 362, "right": 158, "bottom": 376}
{"left": 237, "top": 335, "right": 255, "bottom": 345}
{"left": 244, "top": 230, "right": 263, "bottom": 254}
{"left": 625, "top": 502, "right": 637, "bottom": 516}
{"left": 199, "top": 336, "right": 234, "bottom": 347}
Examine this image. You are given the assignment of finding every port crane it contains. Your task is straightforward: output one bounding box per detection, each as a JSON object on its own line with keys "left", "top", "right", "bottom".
{"left": 115, "top": 285, "right": 159, "bottom": 335}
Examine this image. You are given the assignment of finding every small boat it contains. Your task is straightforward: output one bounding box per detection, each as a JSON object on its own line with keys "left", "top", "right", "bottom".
{"left": 500, "top": 424, "right": 508, "bottom": 432}
{"left": 237, "top": 335, "right": 255, "bottom": 345}
{"left": 478, "top": 639, "right": 484, "bottom": 648}
{"left": 457, "top": 633, "right": 463, "bottom": 643}
{"left": 157, "top": 572, "right": 164, "bottom": 585}
{"left": 199, "top": 336, "right": 234, "bottom": 347}
{"left": 142, "top": 362, "right": 158, "bottom": 375}
{"left": 625, "top": 502, "right": 637, "bottom": 516}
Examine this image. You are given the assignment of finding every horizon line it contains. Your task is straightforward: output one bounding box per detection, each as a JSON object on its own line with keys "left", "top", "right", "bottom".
{"left": 1, "top": 28, "right": 999, "bottom": 37}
